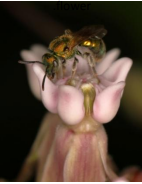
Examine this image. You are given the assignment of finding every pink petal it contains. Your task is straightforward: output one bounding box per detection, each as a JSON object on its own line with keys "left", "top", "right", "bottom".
{"left": 96, "top": 126, "right": 117, "bottom": 181}
{"left": 30, "top": 44, "right": 48, "bottom": 60}
{"left": 58, "top": 85, "right": 85, "bottom": 125}
{"left": 20, "top": 50, "right": 41, "bottom": 100}
{"left": 97, "top": 48, "right": 120, "bottom": 75}
{"left": 103, "top": 57, "right": 132, "bottom": 82}
{"left": 99, "top": 75, "right": 115, "bottom": 88}
{"left": 36, "top": 113, "right": 62, "bottom": 181}
{"left": 41, "top": 125, "right": 74, "bottom": 182}
{"left": 64, "top": 130, "right": 106, "bottom": 182}
{"left": 33, "top": 64, "right": 58, "bottom": 113}
{"left": 93, "top": 82, "right": 125, "bottom": 123}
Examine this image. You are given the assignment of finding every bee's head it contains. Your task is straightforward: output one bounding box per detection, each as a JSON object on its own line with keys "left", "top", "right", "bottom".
{"left": 42, "top": 53, "right": 57, "bottom": 66}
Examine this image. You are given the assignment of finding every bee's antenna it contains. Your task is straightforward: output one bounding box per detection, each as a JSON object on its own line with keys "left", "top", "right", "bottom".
{"left": 42, "top": 73, "right": 46, "bottom": 91}
{"left": 18, "top": 60, "right": 45, "bottom": 65}
{"left": 42, "top": 66, "right": 49, "bottom": 91}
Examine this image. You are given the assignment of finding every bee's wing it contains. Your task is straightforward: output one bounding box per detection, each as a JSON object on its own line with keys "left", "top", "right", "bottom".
{"left": 70, "top": 25, "right": 107, "bottom": 49}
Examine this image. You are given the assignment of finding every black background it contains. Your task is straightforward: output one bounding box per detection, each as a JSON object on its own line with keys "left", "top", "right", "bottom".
{"left": 0, "top": 2, "right": 142, "bottom": 180}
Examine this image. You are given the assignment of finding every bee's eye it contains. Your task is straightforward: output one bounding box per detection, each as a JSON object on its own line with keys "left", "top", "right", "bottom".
{"left": 46, "top": 56, "right": 49, "bottom": 59}
{"left": 42, "top": 54, "right": 51, "bottom": 60}
{"left": 64, "top": 46, "right": 69, "bottom": 52}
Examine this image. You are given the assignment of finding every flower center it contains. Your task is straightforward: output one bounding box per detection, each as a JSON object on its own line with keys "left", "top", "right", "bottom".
{"left": 67, "top": 115, "right": 101, "bottom": 134}
{"left": 55, "top": 62, "right": 102, "bottom": 133}
{"left": 66, "top": 83, "right": 101, "bottom": 133}
{"left": 64, "top": 73, "right": 100, "bottom": 88}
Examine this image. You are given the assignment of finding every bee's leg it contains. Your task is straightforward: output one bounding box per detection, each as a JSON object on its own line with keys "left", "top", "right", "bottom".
{"left": 66, "top": 57, "right": 78, "bottom": 86}
{"left": 53, "top": 59, "right": 63, "bottom": 79}
{"left": 76, "top": 50, "right": 82, "bottom": 56}
{"left": 51, "top": 64, "right": 56, "bottom": 79}
{"left": 83, "top": 52, "right": 98, "bottom": 77}
{"left": 61, "top": 58, "right": 66, "bottom": 78}
{"left": 71, "top": 57, "right": 78, "bottom": 79}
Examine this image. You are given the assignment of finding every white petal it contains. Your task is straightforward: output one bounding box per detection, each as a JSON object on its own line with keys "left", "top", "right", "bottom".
{"left": 20, "top": 50, "right": 39, "bottom": 61}
{"left": 75, "top": 55, "right": 90, "bottom": 74}
{"left": 103, "top": 57, "right": 132, "bottom": 82}
{"left": 58, "top": 85, "right": 85, "bottom": 125}
{"left": 30, "top": 44, "right": 48, "bottom": 60}
{"left": 97, "top": 48, "right": 120, "bottom": 75}
{"left": 33, "top": 64, "right": 58, "bottom": 113}
{"left": 20, "top": 50, "right": 41, "bottom": 100}
{"left": 93, "top": 82, "right": 125, "bottom": 123}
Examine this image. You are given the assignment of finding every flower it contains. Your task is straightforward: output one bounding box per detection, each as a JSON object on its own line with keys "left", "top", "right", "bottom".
{"left": 16, "top": 44, "right": 133, "bottom": 182}
{"left": 21, "top": 44, "right": 132, "bottom": 125}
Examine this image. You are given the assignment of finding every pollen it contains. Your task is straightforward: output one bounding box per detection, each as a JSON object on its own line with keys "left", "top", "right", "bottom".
{"left": 84, "top": 40, "right": 91, "bottom": 46}
{"left": 92, "top": 43, "right": 96, "bottom": 47}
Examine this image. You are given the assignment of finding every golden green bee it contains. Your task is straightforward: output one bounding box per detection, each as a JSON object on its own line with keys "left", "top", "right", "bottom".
{"left": 19, "top": 25, "right": 107, "bottom": 90}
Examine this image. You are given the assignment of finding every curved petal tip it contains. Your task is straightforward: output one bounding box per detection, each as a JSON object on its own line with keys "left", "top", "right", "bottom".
{"left": 33, "top": 64, "right": 58, "bottom": 113}
{"left": 97, "top": 48, "right": 121, "bottom": 75}
{"left": 20, "top": 50, "right": 41, "bottom": 100}
{"left": 93, "top": 82, "right": 125, "bottom": 123}
{"left": 103, "top": 57, "right": 133, "bottom": 82}
{"left": 58, "top": 85, "right": 85, "bottom": 125}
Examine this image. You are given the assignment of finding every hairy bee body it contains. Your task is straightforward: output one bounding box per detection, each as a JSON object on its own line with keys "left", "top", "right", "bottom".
{"left": 19, "top": 25, "right": 107, "bottom": 90}
{"left": 49, "top": 34, "right": 75, "bottom": 59}
{"left": 45, "top": 25, "right": 107, "bottom": 68}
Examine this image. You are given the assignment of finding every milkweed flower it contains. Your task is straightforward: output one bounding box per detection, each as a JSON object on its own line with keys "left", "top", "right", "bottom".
{"left": 17, "top": 44, "right": 132, "bottom": 182}
{"left": 21, "top": 44, "right": 132, "bottom": 125}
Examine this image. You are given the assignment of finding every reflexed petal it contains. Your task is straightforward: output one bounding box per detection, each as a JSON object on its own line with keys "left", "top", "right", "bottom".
{"left": 41, "top": 125, "right": 74, "bottom": 182}
{"left": 58, "top": 85, "right": 85, "bottom": 125}
{"left": 30, "top": 44, "right": 48, "bottom": 60}
{"left": 93, "top": 82, "right": 125, "bottom": 123}
{"left": 33, "top": 64, "right": 58, "bottom": 113}
{"left": 36, "top": 113, "right": 62, "bottom": 181}
{"left": 103, "top": 57, "right": 133, "bottom": 82}
{"left": 20, "top": 50, "right": 41, "bottom": 100}
{"left": 97, "top": 48, "right": 120, "bottom": 75}
{"left": 96, "top": 126, "right": 117, "bottom": 181}
{"left": 64, "top": 129, "right": 106, "bottom": 182}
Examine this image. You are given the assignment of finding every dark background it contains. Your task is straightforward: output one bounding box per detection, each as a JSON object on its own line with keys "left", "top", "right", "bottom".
{"left": 0, "top": 1, "right": 142, "bottom": 180}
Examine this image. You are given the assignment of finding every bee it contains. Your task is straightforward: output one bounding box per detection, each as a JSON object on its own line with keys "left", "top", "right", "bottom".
{"left": 19, "top": 25, "right": 107, "bottom": 90}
